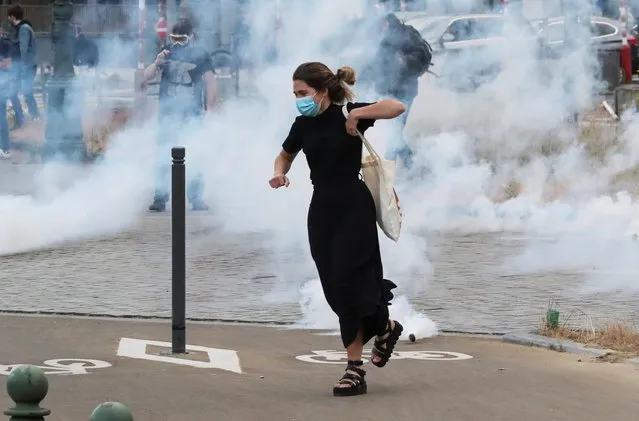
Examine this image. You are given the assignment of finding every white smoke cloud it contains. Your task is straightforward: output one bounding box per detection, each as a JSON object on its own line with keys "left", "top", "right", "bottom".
{"left": 3, "top": 0, "right": 639, "bottom": 334}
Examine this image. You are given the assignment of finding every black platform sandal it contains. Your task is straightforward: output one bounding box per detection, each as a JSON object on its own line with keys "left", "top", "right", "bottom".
{"left": 333, "top": 361, "right": 367, "bottom": 397}
{"left": 371, "top": 320, "right": 404, "bottom": 368}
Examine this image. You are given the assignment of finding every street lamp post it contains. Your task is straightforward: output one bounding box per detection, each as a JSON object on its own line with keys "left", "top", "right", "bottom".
{"left": 43, "top": 0, "right": 86, "bottom": 162}
{"left": 133, "top": 0, "right": 147, "bottom": 123}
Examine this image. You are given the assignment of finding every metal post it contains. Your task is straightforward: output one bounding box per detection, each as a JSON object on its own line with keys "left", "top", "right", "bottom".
{"left": 171, "top": 147, "right": 186, "bottom": 354}
{"left": 133, "top": 0, "right": 147, "bottom": 123}
{"left": 90, "top": 402, "right": 134, "bottom": 421}
{"left": 4, "top": 365, "right": 51, "bottom": 420}
{"left": 562, "top": 0, "right": 579, "bottom": 124}
{"left": 43, "top": 0, "right": 86, "bottom": 162}
{"left": 138, "top": 0, "right": 146, "bottom": 72}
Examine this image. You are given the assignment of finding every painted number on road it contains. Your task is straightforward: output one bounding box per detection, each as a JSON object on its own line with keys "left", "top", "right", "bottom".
{"left": 0, "top": 359, "right": 112, "bottom": 376}
{"left": 116, "top": 338, "right": 242, "bottom": 374}
{"left": 296, "top": 350, "right": 473, "bottom": 364}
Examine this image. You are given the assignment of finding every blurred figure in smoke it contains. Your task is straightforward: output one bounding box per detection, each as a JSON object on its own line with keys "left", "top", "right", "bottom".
{"left": 1, "top": 21, "right": 22, "bottom": 134}
{"left": 73, "top": 24, "right": 99, "bottom": 68}
{"left": 0, "top": 23, "right": 13, "bottom": 158}
{"left": 269, "top": 62, "right": 406, "bottom": 397}
{"left": 7, "top": 5, "right": 40, "bottom": 124}
{"left": 362, "top": 13, "right": 432, "bottom": 169}
{"left": 141, "top": 19, "right": 216, "bottom": 212}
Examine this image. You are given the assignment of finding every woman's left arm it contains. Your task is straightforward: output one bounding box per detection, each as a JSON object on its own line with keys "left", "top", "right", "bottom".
{"left": 351, "top": 99, "right": 406, "bottom": 120}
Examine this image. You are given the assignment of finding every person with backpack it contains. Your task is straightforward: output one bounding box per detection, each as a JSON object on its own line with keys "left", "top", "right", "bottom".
{"left": 7, "top": 5, "right": 40, "bottom": 124}
{"left": 364, "top": 13, "right": 432, "bottom": 169}
{"left": 140, "top": 19, "right": 216, "bottom": 212}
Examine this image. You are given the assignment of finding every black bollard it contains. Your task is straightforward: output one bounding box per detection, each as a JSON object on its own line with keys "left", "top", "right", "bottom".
{"left": 171, "top": 147, "right": 186, "bottom": 354}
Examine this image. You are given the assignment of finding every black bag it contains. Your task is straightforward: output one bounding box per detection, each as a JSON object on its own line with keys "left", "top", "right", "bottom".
{"left": 400, "top": 23, "right": 433, "bottom": 78}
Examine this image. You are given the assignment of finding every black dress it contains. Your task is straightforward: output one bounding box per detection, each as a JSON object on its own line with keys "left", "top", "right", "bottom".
{"left": 282, "top": 102, "right": 397, "bottom": 348}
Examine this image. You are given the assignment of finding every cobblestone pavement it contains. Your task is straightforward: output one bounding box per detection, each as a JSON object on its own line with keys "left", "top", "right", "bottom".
{"left": 2, "top": 159, "right": 639, "bottom": 333}
{"left": 1, "top": 198, "right": 638, "bottom": 333}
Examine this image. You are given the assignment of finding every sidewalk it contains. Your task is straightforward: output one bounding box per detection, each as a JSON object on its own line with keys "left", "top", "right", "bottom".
{"left": 0, "top": 314, "right": 637, "bottom": 421}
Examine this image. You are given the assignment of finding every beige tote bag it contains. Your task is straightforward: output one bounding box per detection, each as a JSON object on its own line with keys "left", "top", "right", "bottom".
{"left": 342, "top": 105, "right": 403, "bottom": 242}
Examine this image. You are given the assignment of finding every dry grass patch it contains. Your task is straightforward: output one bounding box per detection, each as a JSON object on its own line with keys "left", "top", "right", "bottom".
{"left": 539, "top": 322, "right": 639, "bottom": 356}
{"left": 538, "top": 305, "right": 639, "bottom": 358}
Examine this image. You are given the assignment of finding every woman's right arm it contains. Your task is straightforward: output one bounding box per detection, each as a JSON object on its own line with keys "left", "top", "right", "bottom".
{"left": 274, "top": 150, "right": 297, "bottom": 175}
{"left": 269, "top": 150, "right": 297, "bottom": 189}
{"left": 269, "top": 121, "right": 302, "bottom": 189}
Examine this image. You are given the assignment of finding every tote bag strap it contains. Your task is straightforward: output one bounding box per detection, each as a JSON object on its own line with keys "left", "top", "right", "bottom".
{"left": 342, "top": 104, "right": 383, "bottom": 161}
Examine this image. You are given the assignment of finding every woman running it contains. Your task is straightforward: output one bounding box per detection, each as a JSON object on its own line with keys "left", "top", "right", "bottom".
{"left": 268, "top": 62, "right": 406, "bottom": 397}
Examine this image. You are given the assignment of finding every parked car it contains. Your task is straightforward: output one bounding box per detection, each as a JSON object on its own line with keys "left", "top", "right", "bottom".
{"left": 403, "top": 13, "right": 542, "bottom": 91}
{"left": 534, "top": 16, "right": 638, "bottom": 86}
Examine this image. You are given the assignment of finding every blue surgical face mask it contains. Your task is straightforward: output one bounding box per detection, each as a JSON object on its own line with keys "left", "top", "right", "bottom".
{"left": 296, "top": 93, "right": 322, "bottom": 117}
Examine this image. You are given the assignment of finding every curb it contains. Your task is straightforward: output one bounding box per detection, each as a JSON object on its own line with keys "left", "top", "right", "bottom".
{"left": 502, "top": 331, "right": 614, "bottom": 358}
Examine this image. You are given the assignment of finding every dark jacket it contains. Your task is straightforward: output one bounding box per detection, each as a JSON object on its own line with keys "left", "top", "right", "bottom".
{"left": 367, "top": 14, "right": 421, "bottom": 100}
{"left": 73, "top": 34, "right": 99, "bottom": 68}
{"left": 14, "top": 19, "right": 36, "bottom": 69}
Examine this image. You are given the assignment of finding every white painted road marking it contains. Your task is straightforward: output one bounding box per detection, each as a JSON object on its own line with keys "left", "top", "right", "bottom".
{"left": 116, "top": 338, "right": 242, "bottom": 374}
{"left": 296, "top": 350, "right": 473, "bottom": 364}
{"left": 0, "top": 359, "right": 112, "bottom": 376}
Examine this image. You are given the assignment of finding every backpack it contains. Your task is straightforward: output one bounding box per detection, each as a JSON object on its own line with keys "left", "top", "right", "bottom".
{"left": 400, "top": 22, "right": 433, "bottom": 78}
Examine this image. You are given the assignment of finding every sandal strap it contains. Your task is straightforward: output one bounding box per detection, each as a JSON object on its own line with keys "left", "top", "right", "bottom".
{"left": 339, "top": 372, "right": 364, "bottom": 386}
{"left": 374, "top": 334, "right": 391, "bottom": 347}
{"left": 376, "top": 319, "right": 400, "bottom": 345}
{"left": 376, "top": 321, "right": 393, "bottom": 340}
{"left": 372, "top": 345, "right": 391, "bottom": 362}
{"left": 345, "top": 365, "right": 366, "bottom": 377}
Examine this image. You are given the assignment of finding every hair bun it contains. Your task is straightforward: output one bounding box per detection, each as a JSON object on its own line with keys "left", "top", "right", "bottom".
{"left": 336, "top": 66, "right": 356, "bottom": 86}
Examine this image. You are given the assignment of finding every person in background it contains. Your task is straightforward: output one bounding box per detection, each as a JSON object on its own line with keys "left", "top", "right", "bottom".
{"left": 73, "top": 24, "right": 99, "bottom": 68}
{"left": 0, "top": 24, "right": 13, "bottom": 158}
{"left": 269, "top": 62, "right": 406, "bottom": 397}
{"left": 362, "top": 13, "right": 432, "bottom": 169}
{"left": 141, "top": 19, "right": 216, "bottom": 212}
{"left": 7, "top": 5, "right": 39, "bottom": 123}
{"left": 1, "top": 20, "right": 23, "bottom": 131}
